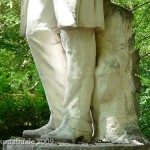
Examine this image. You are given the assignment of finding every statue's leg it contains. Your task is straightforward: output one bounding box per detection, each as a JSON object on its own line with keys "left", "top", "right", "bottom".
{"left": 22, "top": 0, "right": 66, "bottom": 138}
{"left": 41, "top": 28, "right": 96, "bottom": 142}
{"left": 91, "top": 2, "right": 147, "bottom": 144}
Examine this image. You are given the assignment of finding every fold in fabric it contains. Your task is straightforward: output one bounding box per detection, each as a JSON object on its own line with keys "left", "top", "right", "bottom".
{"left": 53, "top": 0, "right": 76, "bottom": 28}
{"left": 53, "top": 0, "right": 105, "bottom": 29}
{"left": 20, "top": 0, "right": 105, "bottom": 36}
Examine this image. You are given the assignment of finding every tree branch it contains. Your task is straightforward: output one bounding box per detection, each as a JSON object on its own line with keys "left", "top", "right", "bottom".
{"left": 132, "top": 1, "right": 150, "bottom": 11}
{"left": 134, "top": 5, "right": 150, "bottom": 30}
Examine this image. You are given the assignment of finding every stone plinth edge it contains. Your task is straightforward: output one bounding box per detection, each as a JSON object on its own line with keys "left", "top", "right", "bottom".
{"left": 3, "top": 140, "right": 150, "bottom": 150}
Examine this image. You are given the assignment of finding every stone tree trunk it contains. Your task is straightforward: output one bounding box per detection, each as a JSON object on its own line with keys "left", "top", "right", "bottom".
{"left": 91, "top": 1, "right": 147, "bottom": 144}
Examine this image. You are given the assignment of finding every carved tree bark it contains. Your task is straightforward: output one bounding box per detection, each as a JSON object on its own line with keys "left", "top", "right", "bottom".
{"left": 91, "top": 1, "right": 147, "bottom": 144}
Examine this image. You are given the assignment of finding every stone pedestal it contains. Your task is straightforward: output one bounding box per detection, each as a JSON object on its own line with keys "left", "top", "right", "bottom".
{"left": 3, "top": 140, "right": 150, "bottom": 150}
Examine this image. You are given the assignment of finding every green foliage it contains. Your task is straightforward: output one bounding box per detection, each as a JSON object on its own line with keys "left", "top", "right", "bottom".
{"left": 0, "top": 0, "right": 27, "bottom": 55}
{"left": 0, "top": 0, "right": 44, "bottom": 95}
{"left": 138, "top": 54, "right": 150, "bottom": 139}
{"left": 0, "top": 49, "right": 44, "bottom": 95}
{"left": 0, "top": 94, "right": 49, "bottom": 140}
{"left": 139, "top": 91, "right": 150, "bottom": 139}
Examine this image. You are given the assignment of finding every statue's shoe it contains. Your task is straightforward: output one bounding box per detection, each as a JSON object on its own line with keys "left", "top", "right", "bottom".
{"left": 40, "top": 125, "right": 92, "bottom": 142}
{"left": 23, "top": 124, "right": 55, "bottom": 139}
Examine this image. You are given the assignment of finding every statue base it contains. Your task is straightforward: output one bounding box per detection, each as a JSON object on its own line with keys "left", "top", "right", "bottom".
{"left": 3, "top": 139, "right": 150, "bottom": 150}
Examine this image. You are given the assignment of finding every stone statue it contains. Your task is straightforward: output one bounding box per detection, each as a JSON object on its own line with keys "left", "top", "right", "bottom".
{"left": 20, "top": 0, "right": 147, "bottom": 144}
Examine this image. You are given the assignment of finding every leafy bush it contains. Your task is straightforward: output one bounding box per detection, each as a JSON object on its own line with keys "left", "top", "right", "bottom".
{"left": 0, "top": 94, "right": 49, "bottom": 140}
{"left": 138, "top": 54, "right": 150, "bottom": 139}
{"left": 139, "top": 93, "right": 150, "bottom": 139}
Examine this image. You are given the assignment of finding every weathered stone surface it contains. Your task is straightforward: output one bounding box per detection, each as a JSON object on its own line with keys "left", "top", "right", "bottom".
{"left": 91, "top": 2, "right": 147, "bottom": 143}
{"left": 3, "top": 140, "right": 150, "bottom": 150}
{"left": 19, "top": 0, "right": 147, "bottom": 144}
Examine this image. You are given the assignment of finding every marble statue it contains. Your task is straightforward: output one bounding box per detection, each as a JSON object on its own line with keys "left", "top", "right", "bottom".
{"left": 20, "top": 0, "right": 147, "bottom": 144}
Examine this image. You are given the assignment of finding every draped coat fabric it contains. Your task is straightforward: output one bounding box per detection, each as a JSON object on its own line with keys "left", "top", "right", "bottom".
{"left": 20, "top": 0, "right": 105, "bottom": 36}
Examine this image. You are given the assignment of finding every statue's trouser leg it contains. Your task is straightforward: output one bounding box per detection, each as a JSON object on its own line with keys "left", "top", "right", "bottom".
{"left": 23, "top": 0, "right": 66, "bottom": 138}
{"left": 41, "top": 28, "right": 96, "bottom": 142}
